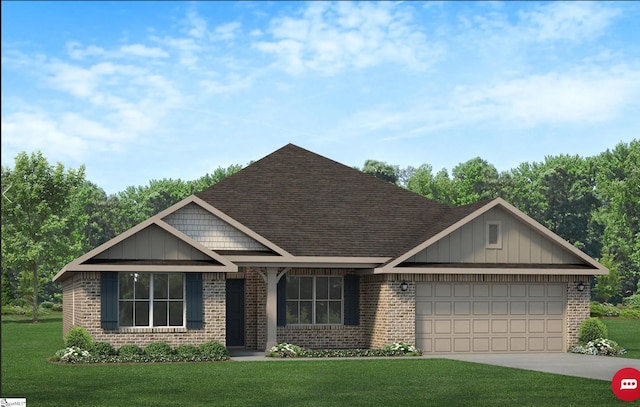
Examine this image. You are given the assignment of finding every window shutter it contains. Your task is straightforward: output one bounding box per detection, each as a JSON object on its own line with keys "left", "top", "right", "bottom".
{"left": 277, "top": 276, "right": 286, "bottom": 326}
{"left": 343, "top": 274, "right": 360, "bottom": 326}
{"left": 186, "top": 273, "right": 203, "bottom": 329}
{"left": 101, "top": 272, "right": 119, "bottom": 329}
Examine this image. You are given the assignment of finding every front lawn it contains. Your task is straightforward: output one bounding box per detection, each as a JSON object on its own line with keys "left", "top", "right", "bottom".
{"left": 602, "top": 318, "right": 640, "bottom": 359}
{"left": 0, "top": 313, "right": 626, "bottom": 406}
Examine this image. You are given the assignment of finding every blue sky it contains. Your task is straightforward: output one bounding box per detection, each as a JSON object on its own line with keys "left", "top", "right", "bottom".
{"left": 2, "top": 1, "right": 639, "bottom": 194}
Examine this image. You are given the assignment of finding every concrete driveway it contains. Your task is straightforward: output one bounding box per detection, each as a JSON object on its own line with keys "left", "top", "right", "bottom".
{"left": 437, "top": 353, "right": 640, "bottom": 381}
{"left": 229, "top": 350, "right": 640, "bottom": 381}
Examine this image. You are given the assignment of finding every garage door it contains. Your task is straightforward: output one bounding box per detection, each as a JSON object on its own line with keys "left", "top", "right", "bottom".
{"left": 416, "top": 283, "right": 565, "bottom": 353}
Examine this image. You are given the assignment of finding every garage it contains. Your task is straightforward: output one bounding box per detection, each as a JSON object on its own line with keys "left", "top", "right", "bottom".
{"left": 416, "top": 282, "right": 566, "bottom": 353}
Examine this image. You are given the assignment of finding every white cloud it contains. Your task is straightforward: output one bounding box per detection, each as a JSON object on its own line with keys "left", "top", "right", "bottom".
{"left": 119, "top": 44, "right": 169, "bottom": 58}
{"left": 520, "top": 2, "right": 621, "bottom": 43}
{"left": 253, "top": 2, "right": 439, "bottom": 75}
{"left": 212, "top": 22, "right": 242, "bottom": 41}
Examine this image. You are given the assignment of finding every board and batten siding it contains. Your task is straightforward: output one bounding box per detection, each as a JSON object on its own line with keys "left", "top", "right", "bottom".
{"left": 93, "top": 224, "right": 210, "bottom": 261}
{"left": 406, "top": 207, "right": 584, "bottom": 265}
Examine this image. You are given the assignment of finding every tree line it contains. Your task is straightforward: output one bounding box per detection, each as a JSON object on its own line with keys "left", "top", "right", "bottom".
{"left": 2, "top": 140, "right": 638, "bottom": 320}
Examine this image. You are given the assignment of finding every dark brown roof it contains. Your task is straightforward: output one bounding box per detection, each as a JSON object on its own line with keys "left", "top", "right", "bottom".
{"left": 196, "top": 144, "right": 485, "bottom": 258}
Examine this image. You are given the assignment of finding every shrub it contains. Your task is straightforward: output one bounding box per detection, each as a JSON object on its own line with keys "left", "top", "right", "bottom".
{"left": 578, "top": 317, "right": 608, "bottom": 343}
{"left": 199, "top": 341, "right": 229, "bottom": 361}
{"left": 623, "top": 294, "right": 640, "bottom": 309}
{"left": 64, "top": 327, "right": 93, "bottom": 350}
{"left": 267, "top": 343, "right": 303, "bottom": 358}
{"left": 54, "top": 346, "right": 91, "bottom": 363}
{"left": 118, "top": 344, "right": 143, "bottom": 357}
{"left": 144, "top": 342, "right": 173, "bottom": 358}
{"left": 382, "top": 342, "right": 421, "bottom": 356}
{"left": 52, "top": 303, "right": 63, "bottom": 312}
{"left": 175, "top": 345, "right": 200, "bottom": 360}
{"left": 92, "top": 341, "right": 116, "bottom": 356}
{"left": 40, "top": 301, "right": 54, "bottom": 309}
{"left": 590, "top": 302, "right": 619, "bottom": 317}
{"left": 570, "top": 338, "right": 626, "bottom": 357}
{"left": 619, "top": 308, "right": 640, "bottom": 319}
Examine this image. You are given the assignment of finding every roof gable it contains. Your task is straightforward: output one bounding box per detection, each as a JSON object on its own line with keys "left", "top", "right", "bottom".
{"left": 378, "top": 198, "right": 607, "bottom": 274}
{"left": 196, "top": 144, "right": 450, "bottom": 258}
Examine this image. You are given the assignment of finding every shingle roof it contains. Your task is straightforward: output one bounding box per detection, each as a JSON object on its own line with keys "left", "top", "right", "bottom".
{"left": 196, "top": 144, "right": 484, "bottom": 258}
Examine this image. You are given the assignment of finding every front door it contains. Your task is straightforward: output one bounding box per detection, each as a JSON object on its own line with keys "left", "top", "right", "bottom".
{"left": 226, "top": 279, "right": 245, "bottom": 347}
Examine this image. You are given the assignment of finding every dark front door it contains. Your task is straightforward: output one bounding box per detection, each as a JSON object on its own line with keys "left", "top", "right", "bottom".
{"left": 226, "top": 279, "right": 245, "bottom": 347}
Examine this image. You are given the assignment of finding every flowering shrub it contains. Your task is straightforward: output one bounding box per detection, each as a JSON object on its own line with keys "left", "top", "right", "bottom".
{"left": 267, "top": 343, "right": 303, "bottom": 358}
{"left": 266, "top": 342, "right": 422, "bottom": 358}
{"left": 570, "top": 338, "right": 626, "bottom": 357}
{"left": 382, "top": 342, "right": 421, "bottom": 356}
{"left": 54, "top": 346, "right": 90, "bottom": 363}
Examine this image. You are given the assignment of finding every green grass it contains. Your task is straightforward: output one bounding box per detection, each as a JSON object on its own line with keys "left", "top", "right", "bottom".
{"left": 0, "top": 313, "right": 628, "bottom": 407}
{"left": 602, "top": 318, "right": 640, "bottom": 359}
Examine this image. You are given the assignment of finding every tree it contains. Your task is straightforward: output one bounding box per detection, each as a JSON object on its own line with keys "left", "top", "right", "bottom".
{"left": 450, "top": 157, "right": 501, "bottom": 205}
{"left": 1, "top": 268, "right": 15, "bottom": 306}
{"left": 1, "top": 152, "right": 86, "bottom": 321}
{"left": 362, "top": 160, "right": 400, "bottom": 184}
{"left": 593, "top": 253, "right": 623, "bottom": 303}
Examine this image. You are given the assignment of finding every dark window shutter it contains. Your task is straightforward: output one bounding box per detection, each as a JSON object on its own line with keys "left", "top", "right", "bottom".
{"left": 186, "top": 273, "right": 203, "bottom": 329}
{"left": 343, "top": 274, "right": 360, "bottom": 326}
{"left": 277, "top": 276, "right": 286, "bottom": 327}
{"left": 101, "top": 272, "right": 119, "bottom": 329}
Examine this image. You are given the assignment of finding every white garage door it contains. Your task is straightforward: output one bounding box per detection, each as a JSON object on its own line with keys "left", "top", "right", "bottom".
{"left": 416, "top": 282, "right": 566, "bottom": 353}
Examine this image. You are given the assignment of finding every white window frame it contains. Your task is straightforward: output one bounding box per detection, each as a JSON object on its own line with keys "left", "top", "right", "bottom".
{"left": 118, "top": 273, "right": 186, "bottom": 328}
{"left": 486, "top": 221, "right": 502, "bottom": 249}
{"left": 286, "top": 276, "right": 344, "bottom": 325}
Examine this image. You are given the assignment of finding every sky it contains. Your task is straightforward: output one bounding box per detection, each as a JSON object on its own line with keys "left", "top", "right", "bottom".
{"left": 2, "top": 1, "right": 639, "bottom": 195}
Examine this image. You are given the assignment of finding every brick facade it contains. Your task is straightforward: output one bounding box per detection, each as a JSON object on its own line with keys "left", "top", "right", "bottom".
{"left": 61, "top": 270, "right": 591, "bottom": 351}
{"left": 62, "top": 272, "right": 226, "bottom": 349}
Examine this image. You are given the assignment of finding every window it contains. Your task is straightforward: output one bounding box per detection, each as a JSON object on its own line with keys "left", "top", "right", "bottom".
{"left": 286, "top": 276, "right": 343, "bottom": 325}
{"left": 486, "top": 221, "right": 502, "bottom": 249}
{"left": 118, "top": 273, "right": 184, "bottom": 327}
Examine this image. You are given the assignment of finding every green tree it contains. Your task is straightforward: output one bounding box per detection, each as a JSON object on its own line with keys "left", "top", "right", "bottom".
{"left": 1, "top": 152, "right": 86, "bottom": 321}
{"left": 1, "top": 268, "right": 15, "bottom": 306}
{"left": 450, "top": 157, "right": 501, "bottom": 205}
{"left": 362, "top": 160, "right": 400, "bottom": 184}
{"left": 593, "top": 253, "right": 623, "bottom": 303}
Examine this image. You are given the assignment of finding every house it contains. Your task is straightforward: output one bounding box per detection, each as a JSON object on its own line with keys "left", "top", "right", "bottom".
{"left": 53, "top": 144, "right": 606, "bottom": 353}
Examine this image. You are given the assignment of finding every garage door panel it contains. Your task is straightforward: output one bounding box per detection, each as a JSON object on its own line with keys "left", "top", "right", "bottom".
{"left": 510, "top": 337, "right": 526, "bottom": 351}
{"left": 434, "top": 338, "right": 451, "bottom": 352}
{"left": 434, "top": 320, "right": 452, "bottom": 334}
{"left": 454, "top": 338, "right": 471, "bottom": 352}
{"left": 454, "top": 302, "right": 471, "bottom": 315}
{"left": 416, "top": 283, "right": 566, "bottom": 353}
{"left": 435, "top": 302, "right": 451, "bottom": 315}
{"left": 416, "top": 301, "right": 432, "bottom": 315}
{"left": 473, "top": 319, "right": 490, "bottom": 333}
{"left": 454, "top": 320, "right": 471, "bottom": 334}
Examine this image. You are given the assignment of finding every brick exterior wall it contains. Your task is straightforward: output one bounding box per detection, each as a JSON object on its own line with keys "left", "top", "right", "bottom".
{"left": 61, "top": 270, "right": 591, "bottom": 352}
{"left": 61, "top": 272, "right": 226, "bottom": 349}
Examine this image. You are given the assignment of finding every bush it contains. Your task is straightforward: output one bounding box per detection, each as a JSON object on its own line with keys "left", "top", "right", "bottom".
{"left": 40, "top": 301, "right": 54, "bottom": 309}
{"left": 623, "top": 294, "right": 640, "bottom": 309}
{"left": 199, "top": 342, "right": 229, "bottom": 361}
{"left": 144, "top": 342, "right": 173, "bottom": 358}
{"left": 619, "top": 308, "right": 640, "bottom": 319}
{"left": 54, "top": 346, "right": 90, "bottom": 363}
{"left": 382, "top": 342, "right": 421, "bottom": 356}
{"left": 267, "top": 343, "right": 303, "bottom": 358}
{"left": 578, "top": 318, "right": 608, "bottom": 343}
{"left": 52, "top": 303, "right": 63, "bottom": 312}
{"left": 590, "top": 302, "right": 619, "bottom": 317}
{"left": 92, "top": 341, "right": 116, "bottom": 356}
{"left": 118, "top": 344, "right": 143, "bottom": 357}
{"left": 570, "top": 338, "right": 626, "bottom": 357}
{"left": 64, "top": 327, "right": 93, "bottom": 350}
{"left": 175, "top": 345, "right": 200, "bottom": 360}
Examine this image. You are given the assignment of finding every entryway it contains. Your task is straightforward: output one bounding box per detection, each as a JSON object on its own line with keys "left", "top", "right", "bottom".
{"left": 226, "top": 279, "right": 245, "bottom": 347}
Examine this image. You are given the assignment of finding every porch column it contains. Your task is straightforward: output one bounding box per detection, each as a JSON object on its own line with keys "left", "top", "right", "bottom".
{"left": 265, "top": 267, "right": 279, "bottom": 351}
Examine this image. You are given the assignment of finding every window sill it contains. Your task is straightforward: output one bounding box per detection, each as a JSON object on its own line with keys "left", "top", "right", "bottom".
{"left": 113, "top": 327, "right": 188, "bottom": 333}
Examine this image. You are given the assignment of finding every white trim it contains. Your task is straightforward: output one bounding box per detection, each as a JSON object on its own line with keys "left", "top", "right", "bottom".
{"left": 372, "top": 267, "right": 607, "bottom": 275}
